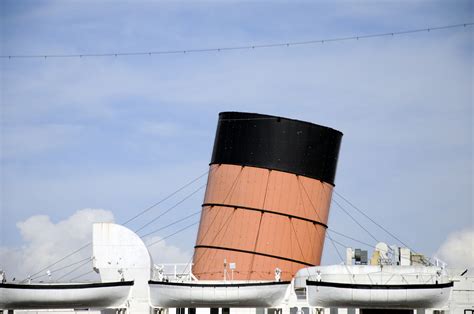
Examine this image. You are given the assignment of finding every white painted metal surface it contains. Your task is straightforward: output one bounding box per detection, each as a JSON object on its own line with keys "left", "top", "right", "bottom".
{"left": 306, "top": 281, "right": 452, "bottom": 309}
{"left": 295, "top": 265, "right": 453, "bottom": 309}
{"left": 149, "top": 280, "right": 291, "bottom": 308}
{"left": 0, "top": 281, "right": 133, "bottom": 310}
{"left": 447, "top": 269, "right": 474, "bottom": 314}
{"left": 92, "top": 223, "right": 152, "bottom": 313}
{"left": 294, "top": 265, "right": 450, "bottom": 289}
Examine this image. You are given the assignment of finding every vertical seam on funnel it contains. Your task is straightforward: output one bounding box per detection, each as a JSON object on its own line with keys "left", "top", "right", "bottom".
{"left": 297, "top": 174, "right": 316, "bottom": 259}
{"left": 193, "top": 167, "right": 244, "bottom": 276}
{"left": 289, "top": 217, "right": 308, "bottom": 263}
{"left": 297, "top": 177, "right": 328, "bottom": 278}
{"left": 247, "top": 169, "right": 271, "bottom": 280}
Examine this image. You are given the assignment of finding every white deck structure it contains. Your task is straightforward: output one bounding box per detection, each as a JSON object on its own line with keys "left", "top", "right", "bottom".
{"left": 296, "top": 265, "right": 452, "bottom": 309}
{"left": 92, "top": 223, "right": 153, "bottom": 313}
{"left": 1, "top": 223, "right": 473, "bottom": 314}
{"left": 149, "top": 280, "right": 291, "bottom": 308}
{"left": 0, "top": 281, "right": 133, "bottom": 310}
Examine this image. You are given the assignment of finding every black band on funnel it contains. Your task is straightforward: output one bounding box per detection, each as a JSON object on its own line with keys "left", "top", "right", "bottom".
{"left": 210, "top": 112, "right": 343, "bottom": 185}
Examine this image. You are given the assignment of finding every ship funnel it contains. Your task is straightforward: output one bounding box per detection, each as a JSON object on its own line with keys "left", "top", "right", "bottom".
{"left": 192, "top": 112, "right": 343, "bottom": 280}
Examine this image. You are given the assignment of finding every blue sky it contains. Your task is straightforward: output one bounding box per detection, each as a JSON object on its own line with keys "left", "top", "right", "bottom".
{"left": 0, "top": 1, "right": 472, "bottom": 278}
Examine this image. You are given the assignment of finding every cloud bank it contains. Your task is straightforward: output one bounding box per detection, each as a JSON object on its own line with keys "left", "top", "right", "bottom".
{"left": 0, "top": 209, "right": 191, "bottom": 281}
{"left": 436, "top": 228, "right": 474, "bottom": 269}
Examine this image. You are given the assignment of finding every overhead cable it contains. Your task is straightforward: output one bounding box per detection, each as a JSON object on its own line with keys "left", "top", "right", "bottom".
{"left": 22, "top": 170, "right": 208, "bottom": 282}
{"left": 146, "top": 221, "right": 199, "bottom": 248}
{"left": 134, "top": 183, "right": 206, "bottom": 233}
{"left": 55, "top": 258, "right": 91, "bottom": 281}
{"left": 331, "top": 198, "right": 380, "bottom": 243}
{"left": 139, "top": 210, "right": 202, "bottom": 238}
{"left": 30, "top": 257, "right": 91, "bottom": 281}
{"left": 333, "top": 190, "right": 414, "bottom": 250}
{"left": 68, "top": 270, "right": 96, "bottom": 282}
{"left": 122, "top": 169, "right": 208, "bottom": 226}
{"left": 328, "top": 229, "right": 375, "bottom": 248}
{"left": 22, "top": 242, "right": 92, "bottom": 282}
{"left": 1, "top": 23, "right": 471, "bottom": 60}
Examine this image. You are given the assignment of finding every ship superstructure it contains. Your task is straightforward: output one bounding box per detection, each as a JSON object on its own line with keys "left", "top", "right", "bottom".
{"left": 1, "top": 112, "right": 472, "bottom": 314}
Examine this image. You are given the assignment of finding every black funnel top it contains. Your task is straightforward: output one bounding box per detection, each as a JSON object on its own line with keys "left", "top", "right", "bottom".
{"left": 210, "top": 112, "right": 343, "bottom": 185}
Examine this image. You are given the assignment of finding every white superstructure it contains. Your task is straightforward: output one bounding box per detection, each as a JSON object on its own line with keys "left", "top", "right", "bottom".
{"left": 298, "top": 265, "right": 452, "bottom": 309}
{"left": 149, "top": 280, "right": 291, "bottom": 308}
{"left": 1, "top": 223, "right": 472, "bottom": 314}
{"left": 0, "top": 281, "right": 133, "bottom": 310}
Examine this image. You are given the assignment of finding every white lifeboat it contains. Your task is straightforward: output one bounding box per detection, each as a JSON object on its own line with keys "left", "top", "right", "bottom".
{"left": 298, "top": 265, "right": 453, "bottom": 309}
{"left": 149, "top": 280, "right": 290, "bottom": 308}
{"left": 0, "top": 280, "right": 133, "bottom": 310}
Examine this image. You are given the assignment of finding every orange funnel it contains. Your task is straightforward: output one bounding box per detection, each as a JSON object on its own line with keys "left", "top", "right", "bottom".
{"left": 192, "top": 112, "right": 343, "bottom": 281}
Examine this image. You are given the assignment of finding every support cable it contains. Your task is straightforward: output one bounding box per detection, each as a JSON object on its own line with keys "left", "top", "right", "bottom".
{"left": 22, "top": 243, "right": 92, "bottom": 282}
{"left": 247, "top": 169, "right": 271, "bottom": 280}
{"left": 139, "top": 210, "right": 202, "bottom": 238}
{"left": 123, "top": 170, "right": 208, "bottom": 226}
{"left": 134, "top": 183, "right": 206, "bottom": 233}
{"left": 181, "top": 166, "right": 243, "bottom": 275}
{"left": 328, "top": 229, "right": 374, "bottom": 248}
{"left": 21, "top": 170, "right": 208, "bottom": 282}
{"left": 146, "top": 221, "right": 200, "bottom": 248}
{"left": 68, "top": 270, "right": 96, "bottom": 282}
{"left": 326, "top": 232, "right": 351, "bottom": 267}
{"left": 197, "top": 207, "right": 238, "bottom": 276}
{"left": 297, "top": 179, "right": 354, "bottom": 281}
{"left": 2, "top": 23, "right": 472, "bottom": 60}
{"left": 30, "top": 257, "right": 90, "bottom": 281}
{"left": 333, "top": 190, "right": 414, "bottom": 251}
{"left": 55, "top": 258, "right": 91, "bottom": 281}
{"left": 331, "top": 198, "right": 380, "bottom": 244}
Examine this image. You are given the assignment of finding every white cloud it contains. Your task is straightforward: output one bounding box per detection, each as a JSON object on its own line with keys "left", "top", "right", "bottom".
{"left": 145, "top": 235, "right": 191, "bottom": 265}
{"left": 0, "top": 209, "right": 113, "bottom": 282}
{"left": 0, "top": 209, "right": 191, "bottom": 282}
{"left": 435, "top": 228, "right": 474, "bottom": 269}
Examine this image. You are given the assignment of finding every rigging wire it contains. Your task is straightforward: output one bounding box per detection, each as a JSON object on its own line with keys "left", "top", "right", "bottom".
{"left": 327, "top": 229, "right": 394, "bottom": 257}
{"left": 331, "top": 191, "right": 433, "bottom": 266}
{"left": 57, "top": 216, "right": 202, "bottom": 281}
{"left": 199, "top": 208, "right": 238, "bottom": 276}
{"left": 134, "top": 183, "right": 206, "bottom": 233}
{"left": 331, "top": 197, "right": 380, "bottom": 244}
{"left": 247, "top": 169, "right": 271, "bottom": 280}
{"left": 68, "top": 270, "right": 96, "bottom": 282}
{"left": 333, "top": 190, "right": 414, "bottom": 251}
{"left": 310, "top": 182, "right": 356, "bottom": 280}
{"left": 122, "top": 169, "right": 208, "bottom": 226}
{"left": 55, "top": 258, "right": 91, "bottom": 281}
{"left": 328, "top": 229, "right": 375, "bottom": 248}
{"left": 22, "top": 242, "right": 92, "bottom": 282}
{"left": 327, "top": 236, "right": 351, "bottom": 251}
{"left": 21, "top": 170, "right": 208, "bottom": 282}
{"left": 290, "top": 218, "right": 309, "bottom": 262}
{"left": 297, "top": 178, "right": 354, "bottom": 281}
{"left": 326, "top": 231, "right": 349, "bottom": 265}
{"left": 59, "top": 213, "right": 203, "bottom": 281}
{"left": 146, "top": 221, "right": 199, "bottom": 248}
{"left": 296, "top": 177, "right": 326, "bottom": 248}
{"left": 139, "top": 210, "right": 202, "bottom": 238}
{"left": 30, "top": 257, "right": 91, "bottom": 281}
{"left": 297, "top": 179, "right": 343, "bottom": 255}
{"left": 180, "top": 166, "right": 243, "bottom": 270}
{"left": 1, "top": 23, "right": 471, "bottom": 60}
